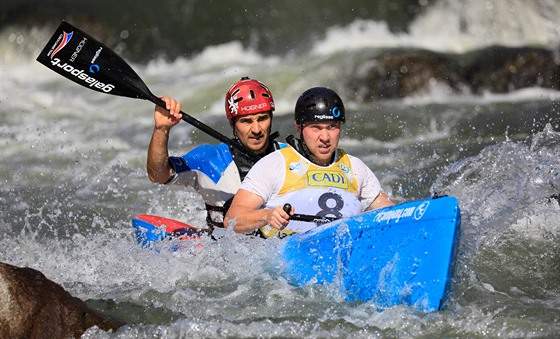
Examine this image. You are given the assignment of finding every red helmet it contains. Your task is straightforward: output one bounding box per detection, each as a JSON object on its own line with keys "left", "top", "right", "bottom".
{"left": 225, "top": 77, "right": 275, "bottom": 121}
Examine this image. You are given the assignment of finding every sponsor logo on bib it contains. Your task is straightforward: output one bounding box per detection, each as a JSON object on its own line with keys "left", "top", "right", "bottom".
{"left": 289, "top": 162, "right": 302, "bottom": 172}
{"left": 307, "top": 170, "right": 348, "bottom": 189}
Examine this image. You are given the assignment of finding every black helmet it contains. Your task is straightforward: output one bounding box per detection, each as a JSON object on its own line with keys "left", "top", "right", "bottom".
{"left": 294, "top": 87, "right": 345, "bottom": 125}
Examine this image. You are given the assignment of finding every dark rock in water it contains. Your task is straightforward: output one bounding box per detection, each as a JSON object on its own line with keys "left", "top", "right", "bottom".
{"left": 0, "top": 262, "right": 122, "bottom": 338}
{"left": 348, "top": 46, "right": 559, "bottom": 101}
{"left": 347, "top": 49, "right": 466, "bottom": 101}
{"left": 466, "top": 46, "right": 560, "bottom": 94}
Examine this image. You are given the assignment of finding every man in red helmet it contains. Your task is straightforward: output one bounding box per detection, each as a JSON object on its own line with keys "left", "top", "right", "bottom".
{"left": 147, "top": 77, "right": 285, "bottom": 230}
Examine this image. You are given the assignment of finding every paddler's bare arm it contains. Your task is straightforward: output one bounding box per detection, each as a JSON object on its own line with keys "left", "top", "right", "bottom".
{"left": 224, "top": 189, "right": 291, "bottom": 233}
{"left": 147, "top": 96, "right": 183, "bottom": 184}
{"left": 368, "top": 192, "right": 395, "bottom": 210}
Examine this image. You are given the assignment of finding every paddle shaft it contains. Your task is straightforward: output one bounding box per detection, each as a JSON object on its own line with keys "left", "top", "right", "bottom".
{"left": 149, "top": 94, "right": 244, "bottom": 149}
{"left": 282, "top": 203, "right": 338, "bottom": 224}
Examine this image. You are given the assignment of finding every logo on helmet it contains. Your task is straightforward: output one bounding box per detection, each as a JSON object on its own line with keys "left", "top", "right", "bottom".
{"left": 332, "top": 107, "right": 341, "bottom": 118}
{"left": 240, "top": 103, "right": 268, "bottom": 112}
{"left": 228, "top": 96, "right": 239, "bottom": 116}
{"left": 313, "top": 114, "right": 334, "bottom": 120}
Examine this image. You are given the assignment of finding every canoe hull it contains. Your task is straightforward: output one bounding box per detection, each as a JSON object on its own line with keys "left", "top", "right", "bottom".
{"left": 281, "top": 196, "right": 461, "bottom": 312}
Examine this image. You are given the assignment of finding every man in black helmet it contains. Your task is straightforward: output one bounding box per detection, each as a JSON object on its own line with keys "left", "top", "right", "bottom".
{"left": 225, "top": 87, "right": 394, "bottom": 238}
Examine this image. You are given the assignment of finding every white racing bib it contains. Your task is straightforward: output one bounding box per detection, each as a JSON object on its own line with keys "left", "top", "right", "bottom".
{"left": 259, "top": 147, "right": 362, "bottom": 237}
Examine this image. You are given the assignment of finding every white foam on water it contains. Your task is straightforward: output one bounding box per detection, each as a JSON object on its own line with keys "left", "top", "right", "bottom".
{"left": 311, "top": 0, "right": 560, "bottom": 55}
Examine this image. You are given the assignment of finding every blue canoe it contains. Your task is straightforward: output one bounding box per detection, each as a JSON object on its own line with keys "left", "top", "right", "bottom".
{"left": 132, "top": 196, "right": 461, "bottom": 312}
{"left": 281, "top": 196, "right": 461, "bottom": 312}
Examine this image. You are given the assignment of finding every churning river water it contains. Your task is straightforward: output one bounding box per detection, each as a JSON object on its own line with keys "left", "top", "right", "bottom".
{"left": 1, "top": 0, "right": 559, "bottom": 337}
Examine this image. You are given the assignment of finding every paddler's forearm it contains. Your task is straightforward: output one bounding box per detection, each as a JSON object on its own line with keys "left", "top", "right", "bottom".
{"left": 368, "top": 192, "right": 395, "bottom": 210}
{"left": 224, "top": 189, "right": 290, "bottom": 233}
{"left": 147, "top": 127, "right": 173, "bottom": 184}
{"left": 227, "top": 208, "right": 272, "bottom": 233}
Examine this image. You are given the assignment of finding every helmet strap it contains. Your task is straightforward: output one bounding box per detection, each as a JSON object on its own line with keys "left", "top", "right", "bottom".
{"left": 287, "top": 128, "right": 335, "bottom": 166}
{"left": 286, "top": 134, "right": 324, "bottom": 166}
